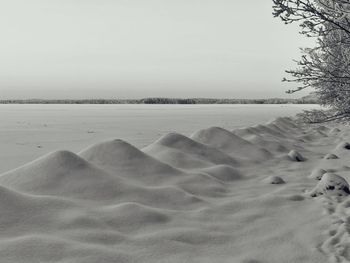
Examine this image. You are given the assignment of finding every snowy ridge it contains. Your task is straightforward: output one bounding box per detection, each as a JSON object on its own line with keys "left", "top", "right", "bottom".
{"left": 0, "top": 116, "right": 348, "bottom": 262}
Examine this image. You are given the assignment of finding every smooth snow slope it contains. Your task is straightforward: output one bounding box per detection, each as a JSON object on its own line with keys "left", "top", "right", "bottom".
{"left": 0, "top": 116, "right": 349, "bottom": 262}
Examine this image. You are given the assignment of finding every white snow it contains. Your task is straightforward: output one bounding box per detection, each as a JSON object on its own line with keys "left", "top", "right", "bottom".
{"left": 1, "top": 104, "right": 350, "bottom": 262}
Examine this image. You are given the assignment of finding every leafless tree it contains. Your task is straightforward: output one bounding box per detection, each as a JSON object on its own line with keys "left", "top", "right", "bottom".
{"left": 273, "top": 0, "right": 350, "bottom": 122}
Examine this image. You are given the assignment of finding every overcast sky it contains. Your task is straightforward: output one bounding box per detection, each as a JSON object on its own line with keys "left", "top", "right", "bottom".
{"left": 0, "top": 0, "right": 314, "bottom": 99}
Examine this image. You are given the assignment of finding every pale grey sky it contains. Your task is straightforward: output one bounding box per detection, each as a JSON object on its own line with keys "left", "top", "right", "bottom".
{"left": 0, "top": 0, "right": 313, "bottom": 99}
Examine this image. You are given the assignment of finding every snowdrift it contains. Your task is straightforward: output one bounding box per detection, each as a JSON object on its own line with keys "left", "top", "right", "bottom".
{"left": 0, "top": 116, "right": 349, "bottom": 262}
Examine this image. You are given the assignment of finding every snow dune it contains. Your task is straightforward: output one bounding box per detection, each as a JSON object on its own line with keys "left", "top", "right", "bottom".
{"left": 0, "top": 116, "right": 349, "bottom": 262}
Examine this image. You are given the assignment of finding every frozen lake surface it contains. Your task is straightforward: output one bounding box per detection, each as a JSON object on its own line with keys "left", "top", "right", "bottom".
{"left": 0, "top": 104, "right": 318, "bottom": 173}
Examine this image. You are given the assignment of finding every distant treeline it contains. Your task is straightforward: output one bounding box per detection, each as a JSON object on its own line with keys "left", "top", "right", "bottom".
{"left": 0, "top": 97, "right": 318, "bottom": 104}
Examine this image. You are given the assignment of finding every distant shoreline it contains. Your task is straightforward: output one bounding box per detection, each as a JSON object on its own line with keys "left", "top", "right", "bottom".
{"left": 0, "top": 97, "right": 318, "bottom": 104}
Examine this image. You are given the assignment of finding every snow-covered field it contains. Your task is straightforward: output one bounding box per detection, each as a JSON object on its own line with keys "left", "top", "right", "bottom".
{"left": 0, "top": 104, "right": 317, "bottom": 173}
{"left": 2, "top": 104, "right": 349, "bottom": 263}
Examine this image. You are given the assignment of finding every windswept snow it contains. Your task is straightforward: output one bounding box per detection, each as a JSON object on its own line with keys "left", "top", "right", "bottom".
{"left": 0, "top": 109, "right": 349, "bottom": 262}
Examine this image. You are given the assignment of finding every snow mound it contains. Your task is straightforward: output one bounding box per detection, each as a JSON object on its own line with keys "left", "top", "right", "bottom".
{"left": 252, "top": 124, "right": 288, "bottom": 138}
{"left": 0, "top": 150, "right": 134, "bottom": 200}
{"left": 310, "top": 168, "right": 327, "bottom": 180}
{"left": 247, "top": 135, "right": 290, "bottom": 153}
{"left": 143, "top": 132, "right": 239, "bottom": 169}
{"left": 288, "top": 150, "right": 305, "bottom": 162}
{"left": 190, "top": 126, "right": 272, "bottom": 161}
{"left": 310, "top": 173, "right": 350, "bottom": 197}
{"left": 200, "top": 165, "right": 243, "bottom": 181}
{"left": 323, "top": 153, "right": 339, "bottom": 160}
{"left": 264, "top": 176, "right": 285, "bottom": 184}
{"left": 300, "top": 130, "right": 328, "bottom": 141}
{"left": 79, "top": 139, "right": 183, "bottom": 184}
{"left": 233, "top": 122, "right": 290, "bottom": 141}
{"left": 335, "top": 141, "right": 350, "bottom": 151}
{"left": 233, "top": 127, "right": 261, "bottom": 139}
{"left": 268, "top": 117, "right": 299, "bottom": 131}
{"left": 1, "top": 150, "right": 205, "bottom": 209}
